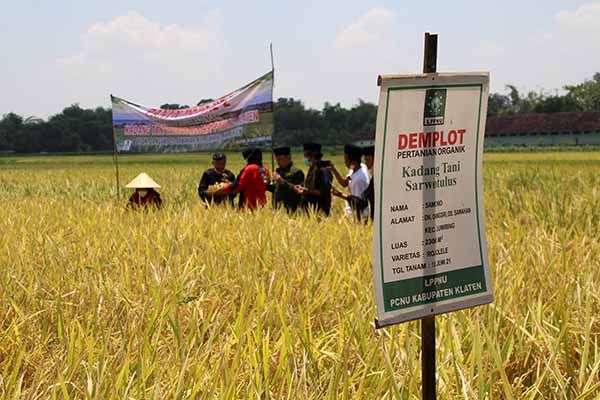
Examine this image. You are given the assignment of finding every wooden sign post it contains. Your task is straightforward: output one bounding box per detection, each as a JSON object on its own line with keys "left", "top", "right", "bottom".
{"left": 371, "top": 32, "right": 494, "bottom": 400}
{"left": 421, "top": 32, "right": 438, "bottom": 400}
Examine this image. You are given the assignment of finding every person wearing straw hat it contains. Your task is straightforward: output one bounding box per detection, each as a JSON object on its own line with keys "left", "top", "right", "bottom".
{"left": 126, "top": 172, "right": 162, "bottom": 209}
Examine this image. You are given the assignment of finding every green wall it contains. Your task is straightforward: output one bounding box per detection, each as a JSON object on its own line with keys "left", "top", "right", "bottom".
{"left": 484, "top": 132, "right": 600, "bottom": 147}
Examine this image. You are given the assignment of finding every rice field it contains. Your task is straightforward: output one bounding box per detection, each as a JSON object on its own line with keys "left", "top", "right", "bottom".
{"left": 0, "top": 151, "right": 599, "bottom": 399}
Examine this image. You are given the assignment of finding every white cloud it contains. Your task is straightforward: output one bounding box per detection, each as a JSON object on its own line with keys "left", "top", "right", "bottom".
{"left": 59, "top": 11, "right": 222, "bottom": 69}
{"left": 324, "top": 2, "right": 600, "bottom": 103}
{"left": 4, "top": 4, "right": 599, "bottom": 119}
{"left": 333, "top": 8, "right": 395, "bottom": 49}
{"left": 285, "top": 8, "right": 411, "bottom": 110}
{"left": 512, "top": 2, "right": 600, "bottom": 89}
{"left": 53, "top": 11, "right": 226, "bottom": 111}
{"left": 442, "top": 2, "right": 600, "bottom": 95}
{"left": 556, "top": 3, "right": 600, "bottom": 32}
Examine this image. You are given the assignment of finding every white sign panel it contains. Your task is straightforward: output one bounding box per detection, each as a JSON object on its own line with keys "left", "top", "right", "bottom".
{"left": 372, "top": 72, "right": 494, "bottom": 327}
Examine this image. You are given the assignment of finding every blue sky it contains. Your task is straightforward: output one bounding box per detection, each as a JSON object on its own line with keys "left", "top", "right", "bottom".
{"left": 1, "top": 0, "right": 599, "bottom": 118}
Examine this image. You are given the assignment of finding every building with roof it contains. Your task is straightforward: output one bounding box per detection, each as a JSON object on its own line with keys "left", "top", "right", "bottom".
{"left": 485, "top": 112, "right": 600, "bottom": 147}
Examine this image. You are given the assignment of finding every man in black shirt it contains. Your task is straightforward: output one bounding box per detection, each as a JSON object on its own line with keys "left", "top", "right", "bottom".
{"left": 198, "top": 153, "right": 236, "bottom": 206}
{"left": 339, "top": 145, "right": 375, "bottom": 221}
{"left": 362, "top": 145, "right": 375, "bottom": 220}
{"left": 294, "top": 142, "right": 333, "bottom": 216}
{"left": 267, "top": 146, "right": 305, "bottom": 212}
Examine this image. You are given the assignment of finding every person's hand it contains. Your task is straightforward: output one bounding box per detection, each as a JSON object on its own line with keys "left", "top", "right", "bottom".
{"left": 293, "top": 185, "right": 307, "bottom": 195}
{"left": 273, "top": 172, "right": 284, "bottom": 184}
{"left": 213, "top": 188, "right": 226, "bottom": 196}
{"left": 263, "top": 168, "right": 271, "bottom": 182}
{"left": 331, "top": 187, "right": 344, "bottom": 198}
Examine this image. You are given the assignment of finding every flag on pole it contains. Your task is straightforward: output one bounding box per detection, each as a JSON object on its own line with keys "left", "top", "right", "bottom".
{"left": 111, "top": 71, "right": 273, "bottom": 152}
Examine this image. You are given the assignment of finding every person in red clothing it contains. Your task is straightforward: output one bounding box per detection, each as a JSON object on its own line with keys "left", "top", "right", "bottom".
{"left": 217, "top": 148, "right": 270, "bottom": 210}
{"left": 125, "top": 172, "right": 162, "bottom": 210}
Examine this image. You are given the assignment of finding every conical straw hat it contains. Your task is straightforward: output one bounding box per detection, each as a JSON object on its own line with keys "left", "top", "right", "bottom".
{"left": 125, "top": 172, "right": 161, "bottom": 189}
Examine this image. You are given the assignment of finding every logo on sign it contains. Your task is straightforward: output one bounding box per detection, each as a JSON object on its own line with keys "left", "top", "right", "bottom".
{"left": 117, "top": 139, "right": 133, "bottom": 151}
{"left": 424, "top": 89, "right": 446, "bottom": 126}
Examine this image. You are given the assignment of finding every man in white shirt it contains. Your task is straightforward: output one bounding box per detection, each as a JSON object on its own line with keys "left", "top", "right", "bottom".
{"left": 330, "top": 144, "right": 370, "bottom": 219}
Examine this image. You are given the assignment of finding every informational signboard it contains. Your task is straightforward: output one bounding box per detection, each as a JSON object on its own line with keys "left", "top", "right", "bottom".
{"left": 111, "top": 71, "right": 273, "bottom": 153}
{"left": 372, "top": 72, "right": 494, "bottom": 327}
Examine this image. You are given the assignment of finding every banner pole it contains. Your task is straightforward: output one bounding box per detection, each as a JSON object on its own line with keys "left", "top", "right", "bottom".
{"left": 112, "top": 129, "right": 121, "bottom": 199}
{"left": 110, "top": 95, "right": 121, "bottom": 198}
{"left": 421, "top": 32, "right": 438, "bottom": 400}
{"left": 270, "top": 43, "right": 275, "bottom": 173}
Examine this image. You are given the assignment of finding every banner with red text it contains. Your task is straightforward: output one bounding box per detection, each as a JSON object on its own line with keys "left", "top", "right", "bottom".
{"left": 111, "top": 71, "right": 273, "bottom": 152}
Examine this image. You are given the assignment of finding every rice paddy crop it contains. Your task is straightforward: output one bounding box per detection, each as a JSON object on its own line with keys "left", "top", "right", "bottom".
{"left": 0, "top": 151, "right": 599, "bottom": 399}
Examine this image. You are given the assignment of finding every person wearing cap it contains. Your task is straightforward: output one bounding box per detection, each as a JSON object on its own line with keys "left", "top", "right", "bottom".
{"left": 330, "top": 144, "right": 370, "bottom": 220}
{"left": 197, "top": 153, "right": 236, "bottom": 206}
{"left": 294, "top": 142, "right": 333, "bottom": 216}
{"left": 362, "top": 145, "right": 375, "bottom": 220}
{"left": 333, "top": 145, "right": 375, "bottom": 221}
{"left": 126, "top": 172, "right": 162, "bottom": 210}
{"left": 362, "top": 145, "right": 375, "bottom": 177}
{"left": 267, "top": 146, "right": 305, "bottom": 212}
{"left": 215, "top": 148, "right": 270, "bottom": 210}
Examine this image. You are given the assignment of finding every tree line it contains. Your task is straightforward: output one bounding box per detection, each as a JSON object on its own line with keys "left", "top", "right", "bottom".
{"left": 1, "top": 73, "right": 598, "bottom": 153}
{"left": 488, "top": 73, "right": 600, "bottom": 116}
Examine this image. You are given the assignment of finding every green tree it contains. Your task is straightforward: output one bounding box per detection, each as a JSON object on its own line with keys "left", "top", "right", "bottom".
{"left": 0, "top": 113, "right": 23, "bottom": 151}
{"left": 348, "top": 99, "right": 377, "bottom": 136}
{"left": 533, "top": 95, "right": 579, "bottom": 113}
{"left": 160, "top": 104, "right": 189, "bottom": 110}
{"left": 564, "top": 73, "right": 600, "bottom": 112}
{"left": 487, "top": 93, "right": 512, "bottom": 116}
{"left": 2, "top": 73, "right": 599, "bottom": 153}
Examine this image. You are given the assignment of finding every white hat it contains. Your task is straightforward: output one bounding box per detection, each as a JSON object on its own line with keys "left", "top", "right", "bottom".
{"left": 125, "top": 172, "right": 161, "bottom": 189}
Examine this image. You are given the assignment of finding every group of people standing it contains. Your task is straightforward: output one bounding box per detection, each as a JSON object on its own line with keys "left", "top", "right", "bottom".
{"left": 127, "top": 142, "right": 375, "bottom": 221}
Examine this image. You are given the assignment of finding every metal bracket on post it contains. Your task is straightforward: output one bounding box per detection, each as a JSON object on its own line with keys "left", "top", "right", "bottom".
{"left": 423, "top": 32, "right": 438, "bottom": 74}
{"left": 421, "top": 32, "right": 438, "bottom": 400}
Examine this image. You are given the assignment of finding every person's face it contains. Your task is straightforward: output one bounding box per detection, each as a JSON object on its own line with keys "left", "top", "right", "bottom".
{"left": 276, "top": 154, "right": 292, "bottom": 168}
{"left": 213, "top": 158, "right": 226, "bottom": 172}
{"left": 364, "top": 155, "right": 374, "bottom": 170}
{"left": 137, "top": 188, "right": 149, "bottom": 197}
{"left": 303, "top": 150, "right": 315, "bottom": 163}
{"left": 343, "top": 154, "right": 351, "bottom": 168}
